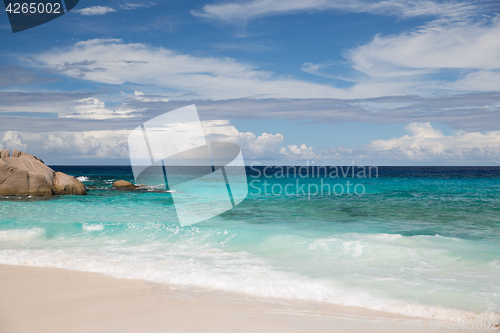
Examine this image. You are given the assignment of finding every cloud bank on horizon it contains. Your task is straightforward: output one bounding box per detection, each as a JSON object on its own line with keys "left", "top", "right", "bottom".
{"left": 0, "top": 0, "right": 499, "bottom": 165}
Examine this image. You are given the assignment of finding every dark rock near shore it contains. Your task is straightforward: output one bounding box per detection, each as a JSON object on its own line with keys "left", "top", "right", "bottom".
{"left": 0, "top": 150, "right": 86, "bottom": 196}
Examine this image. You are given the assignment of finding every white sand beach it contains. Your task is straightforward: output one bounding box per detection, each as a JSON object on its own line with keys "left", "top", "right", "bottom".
{"left": 0, "top": 264, "right": 486, "bottom": 333}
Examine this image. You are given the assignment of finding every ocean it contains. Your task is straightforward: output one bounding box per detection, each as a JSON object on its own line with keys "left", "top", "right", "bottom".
{"left": 0, "top": 166, "right": 499, "bottom": 321}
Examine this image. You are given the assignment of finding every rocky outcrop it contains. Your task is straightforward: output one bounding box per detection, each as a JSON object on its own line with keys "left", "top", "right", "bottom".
{"left": 53, "top": 172, "right": 86, "bottom": 195}
{"left": 113, "top": 180, "right": 138, "bottom": 190}
{"left": 0, "top": 150, "right": 86, "bottom": 196}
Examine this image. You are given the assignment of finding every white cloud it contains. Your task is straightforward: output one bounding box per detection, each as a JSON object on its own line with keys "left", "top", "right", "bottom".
{"left": 202, "top": 120, "right": 285, "bottom": 159}
{"left": 75, "top": 6, "right": 116, "bottom": 16}
{"left": 0, "top": 120, "right": 305, "bottom": 161}
{"left": 133, "top": 91, "right": 169, "bottom": 103}
{"left": 0, "top": 130, "right": 129, "bottom": 158}
{"left": 29, "top": 1, "right": 500, "bottom": 102}
{"left": 280, "top": 144, "right": 315, "bottom": 159}
{"left": 190, "top": 1, "right": 499, "bottom": 95}
{"left": 32, "top": 17, "right": 500, "bottom": 100}
{"left": 30, "top": 38, "right": 469, "bottom": 100}
{"left": 120, "top": 3, "right": 155, "bottom": 10}
{"left": 191, "top": 0, "right": 475, "bottom": 24}
{"left": 3, "top": 122, "right": 500, "bottom": 164}
{"left": 445, "top": 70, "right": 500, "bottom": 92}
{"left": 34, "top": 39, "right": 358, "bottom": 100}
{"left": 3, "top": 92, "right": 500, "bottom": 135}
{"left": 1, "top": 131, "right": 26, "bottom": 150}
{"left": 301, "top": 62, "right": 353, "bottom": 81}
{"left": 347, "top": 16, "right": 500, "bottom": 78}
{"left": 201, "top": 120, "right": 320, "bottom": 160}
{"left": 60, "top": 97, "right": 138, "bottom": 120}
{"left": 368, "top": 122, "right": 500, "bottom": 161}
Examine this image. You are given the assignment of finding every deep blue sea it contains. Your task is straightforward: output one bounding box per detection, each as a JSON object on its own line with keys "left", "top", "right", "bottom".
{"left": 1, "top": 166, "right": 499, "bottom": 320}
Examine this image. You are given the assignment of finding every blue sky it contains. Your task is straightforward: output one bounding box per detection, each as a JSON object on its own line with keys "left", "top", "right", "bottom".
{"left": 1, "top": 0, "right": 500, "bottom": 165}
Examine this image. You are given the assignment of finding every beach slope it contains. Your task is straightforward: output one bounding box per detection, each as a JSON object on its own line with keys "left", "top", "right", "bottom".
{"left": 0, "top": 264, "right": 475, "bottom": 333}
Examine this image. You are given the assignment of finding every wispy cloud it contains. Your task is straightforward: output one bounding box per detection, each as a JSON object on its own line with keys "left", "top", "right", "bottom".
{"left": 30, "top": 9, "right": 500, "bottom": 102}
{"left": 28, "top": 38, "right": 482, "bottom": 101}
{"left": 347, "top": 16, "right": 500, "bottom": 78}
{"left": 75, "top": 6, "right": 116, "bottom": 16}
{"left": 301, "top": 62, "right": 354, "bottom": 81}
{"left": 33, "top": 38, "right": 353, "bottom": 100}
{"left": 191, "top": 0, "right": 477, "bottom": 25}
{"left": 299, "top": 14, "right": 500, "bottom": 95}
{"left": 2, "top": 92, "right": 500, "bottom": 132}
{"left": 120, "top": 3, "right": 156, "bottom": 10}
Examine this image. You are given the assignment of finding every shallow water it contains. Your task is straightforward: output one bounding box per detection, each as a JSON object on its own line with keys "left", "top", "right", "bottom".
{"left": 0, "top": 166, "right": 499, "bottom": 320}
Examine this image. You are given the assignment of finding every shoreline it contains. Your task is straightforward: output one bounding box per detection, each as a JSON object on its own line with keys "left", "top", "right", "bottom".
{"left": 0, "top": 264, "right": 490, "bottom": 333}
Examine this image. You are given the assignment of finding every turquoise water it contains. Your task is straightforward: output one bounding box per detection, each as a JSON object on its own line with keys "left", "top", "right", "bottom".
{"left": 0, "top": 166, "right": 499, "bottom": 320}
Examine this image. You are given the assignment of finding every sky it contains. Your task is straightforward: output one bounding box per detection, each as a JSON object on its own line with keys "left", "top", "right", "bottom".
{"left": 1, "top": 0, "right": 500, "bottom": 165}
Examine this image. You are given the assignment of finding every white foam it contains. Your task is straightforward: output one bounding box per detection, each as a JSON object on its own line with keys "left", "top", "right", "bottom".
{"left": 0, "top": 228, "right": 497, "bottom": 322}
{"left": 0, "top": 228, "right": 44, "bottom": 242}
{"left": 82, "top": 224, "right": 104, "bottom": 232}
{"left": 342, "top": 241, "right": 363, "bottom": 257}
{"left": 0, "top": 247, "right": 497, "bottom": 322}
{"left": 77, "top": 176, "right": 89, "bottom": 182}
{"left": 370, "top": 233, "right": 402, "bottom": 241}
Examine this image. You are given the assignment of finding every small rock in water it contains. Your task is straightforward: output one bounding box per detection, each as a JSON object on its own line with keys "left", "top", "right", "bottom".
{"left": 113, "top": 180, "right": 138, "bottom": 189}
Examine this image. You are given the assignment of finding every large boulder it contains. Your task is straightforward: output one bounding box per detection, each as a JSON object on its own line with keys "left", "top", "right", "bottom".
{"left": 0, "top": 150, "right": 86, "bottom": 196}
